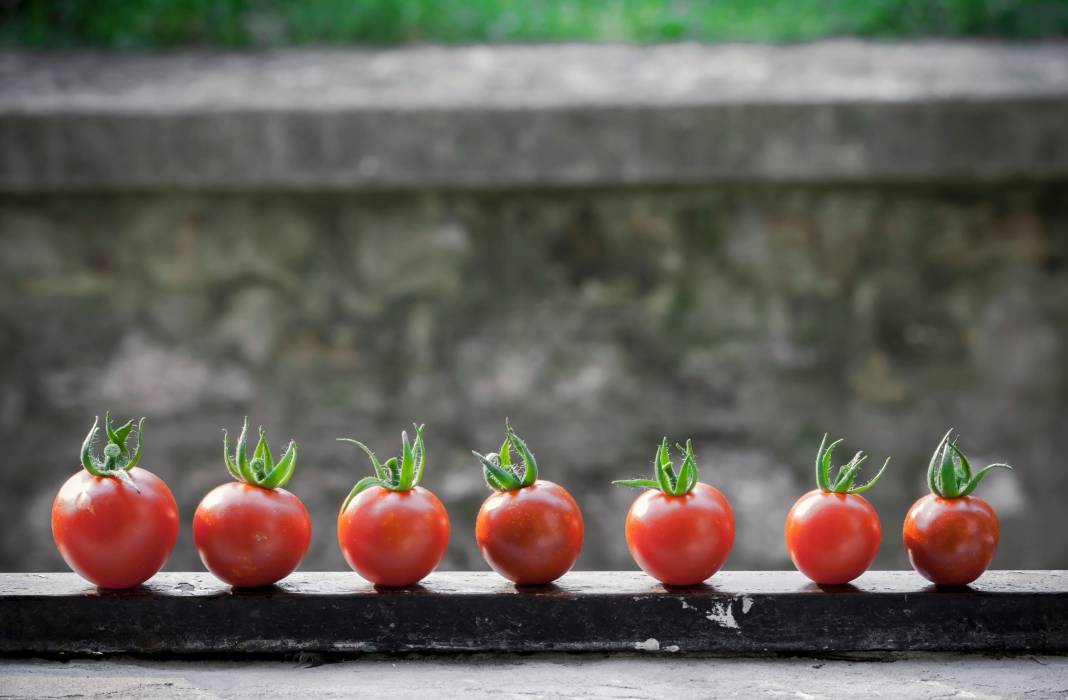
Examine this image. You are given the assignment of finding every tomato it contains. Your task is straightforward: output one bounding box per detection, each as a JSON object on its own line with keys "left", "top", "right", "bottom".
{"left": 336, "top": 424, "right": 450, "bottom": 587}
{"left": 51, "top": 415, "right": 178, "bottom": 589}
{"left": 903, "top": 430, "right": 1012, "bottom": 586}
{"left": 193, "top": 418, "right": 309, "bottom": 587}
{"left": 193, "top": 483, "right": 311, "bottom": 587}
{"left": 785, "top": 490, "right": 881, "bottom": 585}
{"left": 52, "top": 466, "right": 179, "bottom": 589}
{"left": 614, "top": 438, "right": 733, "bottom": 585}
{"left": 903, "top": 494, "right": 999, "bottom": 586}
{"left": 472, "top": 422, "right": 583, "bottom": 585}
{"left": 338, "top": 486, "right": 450, "bottom": 586}
{"left": 476, "top": 480, "right": 584, "bottom": 585}
{"left": 624, "top": 483, "right": 734, "bottom": 586}
{"left": 783, "top": 434, "right": 889, "bottom": 585}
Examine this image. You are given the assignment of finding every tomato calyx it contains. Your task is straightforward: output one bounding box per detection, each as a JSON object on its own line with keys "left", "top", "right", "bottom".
{"left": 926, "top": 428, "right": 1012, "bottom": 499}
{"left": 339, "top": 424, "right": 426, "bottom": 509}
{"left": 472, "top": 420, "right": 538, "bottom": 492}
{"left": 814, "top": 433, "right": 889, "bottom": 494}
{"left": 613, "top": 437, "right": 699, "bottom": 496}
{"left": 222, "top": 417, "right": 298, "bottom": 490}
{"left": 80, "top": 413, "right": 146, "bottom": 492}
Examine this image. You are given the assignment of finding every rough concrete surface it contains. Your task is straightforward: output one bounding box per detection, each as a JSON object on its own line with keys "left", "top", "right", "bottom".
{"left": 2, "top": 42, "right": 1067, "bottom": 189}
{"left": 1, "top": 654, "right": 1067, "bottom": 699}
{"left": 2, "top": 185, "right": 1067, "bottom": 575}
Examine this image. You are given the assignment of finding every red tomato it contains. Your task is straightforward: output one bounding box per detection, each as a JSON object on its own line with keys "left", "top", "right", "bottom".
{"left": 785, "top": 490, "right": 881, "bottom": 585}
{"left": 337, "top": 485, "right": 450, "bottom": 587}
{"left": 51, "top": 467, "right": 179, "bottom": 589}
{"left": 903, "top": 494, "right": 999, "bottom": 586}
{"left": 624, "top": 482, "right": 734, "bottom": 586}
{"left": 193, "top": 483, "right": 311, "bottom": 588}
{"left": 475, "top": 480, "right": 583, "bottom": 585}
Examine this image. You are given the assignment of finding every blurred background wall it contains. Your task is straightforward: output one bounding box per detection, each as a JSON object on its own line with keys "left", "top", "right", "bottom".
{"left": 2, "top": 0, "right": 1067, "bottom": 577}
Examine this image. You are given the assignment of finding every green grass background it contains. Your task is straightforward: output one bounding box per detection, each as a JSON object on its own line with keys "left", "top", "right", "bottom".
{"left": 4, "top": 0, "right": 1068, "bottom": 47}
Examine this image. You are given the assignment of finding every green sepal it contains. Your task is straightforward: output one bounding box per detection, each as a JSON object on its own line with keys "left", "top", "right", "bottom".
{"left": 474, "top": 450, "right": 521, "bottom": 491}
{"left": 261, "top": 440, "right": 297, "bottom": 489}
{"left": 476, "top": 422, "right": 540, "bottom": 492}
{"left": 614, "top": 437, "right": 701, "bottom": 496}
{"left": 813, "top": 434, "right": 889, "bottom": 495}
{"left": 927, "top": 430, "right": 1012, "bottom": 498}
{"left": 223, "top": 417, "right": 299, "bottom": 490}
{"left": 506, "top": 420, "right": 538, "bottom": 488}
{"left": 338, "top": 424, "right": 429, "bottom": 498}
{"left": 80, "top": 414, "right": 148, "bottom": 488}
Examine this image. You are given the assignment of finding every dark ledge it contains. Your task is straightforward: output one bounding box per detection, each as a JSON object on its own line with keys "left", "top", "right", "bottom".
{"left": 1, "top": 571, "right": 1066, "bottom": 656}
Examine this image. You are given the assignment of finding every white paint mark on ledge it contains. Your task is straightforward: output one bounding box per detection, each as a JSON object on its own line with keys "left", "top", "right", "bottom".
{"left": 679, "top": 599, "right": 740, "bottom": 629}
{"left": 633, "top": 638, "right": 681, "bottom": 652}
{"left": 741, "top": 596, "right": 754, "bottom": 614}
{"left": 634, "top": 638, "right": 660, "bottom": 651}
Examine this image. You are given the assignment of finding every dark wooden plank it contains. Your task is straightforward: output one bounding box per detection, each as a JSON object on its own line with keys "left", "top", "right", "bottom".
{"left": 2, "top": 571, "right": 1066, "bottom": 655}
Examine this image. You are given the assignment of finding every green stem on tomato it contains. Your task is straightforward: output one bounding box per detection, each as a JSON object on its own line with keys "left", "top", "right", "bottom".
{"left": 812, "top": 433, "right": 889, "bottom": 495}
{"left": 79, "top": 413, "right": 147, "bottom": 492}
{"left": 613, "top": 437, "right": 701, "bottom": 496}
{"left": 472, "top": 420, "right": 539, "bottom": 492}
{"left": 926, "top": 428, "right": 1012, "bottom": 499}
{"left": 222, "top": 417, "right": 298, "bottom": 491}
{"left": 339, "top": 424, "right": 426, "bottom": 510}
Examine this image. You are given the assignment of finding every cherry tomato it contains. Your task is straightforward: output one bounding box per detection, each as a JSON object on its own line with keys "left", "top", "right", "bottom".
{"left": 193, "top": 418, "right": 310, "bottom": 587}
{"left": 785, "top": 490, "right": 881, "bottom": 585}
{"left": 338, "top": 486, "right": 450, "bottom": 586}
{"left": 903, "top": 494, "right": 999, "bottom": 586}
{"left": 783, "top": 434, "right": 889, "bottom": 585}
{"left": 614, "top": 438, "right": 733, "bottom": 585}
{"left": 52, "top": 466, "right": 179, "bottom": 589}
{"left": 903, "top": 430, "right": 1012, "bottom": 586}
{"left": 336, "top": 424, "right": 450, "bottom": 587}
{"left": 52, "top": 415, "right": 178, "bottom": 589}
{"left": 476, "top": 479, "right": 584, "bottom": 585}
{"left": 193, "top": 483, "right": 311, "bottom": 588}
{"left": 473, "top": 423, "right": 583, "bottom": 585}
{"left": 625, "top": 483, "right": 734, "bottom": 586}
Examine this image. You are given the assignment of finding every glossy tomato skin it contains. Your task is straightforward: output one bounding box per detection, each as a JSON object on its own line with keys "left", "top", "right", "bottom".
{"left": 903, "top": 493, "right": 999, "bottom": 586}
{"left": 51, "top": 467, "right": 179, "bottom": 589}
{"left": 338, "top": 485, "right": 450, "bottom": 587}
{"left": 785, "top": 490, "right": 881, "bottom": 585}
{"left": 476, "top": 480, "right": 583, "bottom": 585}
{"left": 193, "top": 482, "right": 311, "bottom": 588}
{"left": 624, "top": 482, "right": 734, "bottom": 586}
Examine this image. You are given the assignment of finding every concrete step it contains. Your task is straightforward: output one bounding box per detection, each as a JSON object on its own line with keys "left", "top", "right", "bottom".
{"left": 2, "top": 42, "right": 1068, "bottom": 191}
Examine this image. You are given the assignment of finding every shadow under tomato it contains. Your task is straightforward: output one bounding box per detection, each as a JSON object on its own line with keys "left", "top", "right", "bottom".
{"left": 511, "top": 582, "right": 563, "bottom": 595}
{"left": 803, "top": 582, "right": 862, "bottom": 594}
{"left": 372, "top": 583, "right": 430, "bottom": 595}
{"left": 226, "top": 583, "right": 286, "bottom": 597}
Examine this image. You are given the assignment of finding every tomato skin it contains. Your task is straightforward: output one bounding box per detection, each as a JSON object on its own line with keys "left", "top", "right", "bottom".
{"left": 476, "top": 480, "right": 583, "bottom": 585}
{"left": 193, "top": 482, "right": 311, "bottom": 588}
{"left": 51, "top": 467, "right": 179, "bottom": 589}
{"left": 624, "top": 482, "right": 734, "bottom": 586}
{"left": 785, "top": 490, "right": 881, "bottom": 585}
{"left": 338, "top": 485, "right": 450, "bottom": 587}
{"left": 903, "top": 493, "right": 999, "bottom": 586}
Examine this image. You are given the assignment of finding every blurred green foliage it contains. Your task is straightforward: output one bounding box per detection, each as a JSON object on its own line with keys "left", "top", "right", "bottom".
{"left": 3, "top": 0, "right": 1068, "bottom": 47}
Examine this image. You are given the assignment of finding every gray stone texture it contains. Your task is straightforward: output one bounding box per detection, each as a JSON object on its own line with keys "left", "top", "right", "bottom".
{"left": 2, "top": 42, "right": 1068, "bottom": 190}
{"left": 3, "top": 654, "right": 1068, "bottom": 699}
{"left": 1, "top": 184, "right": 1066, "bottom": 575}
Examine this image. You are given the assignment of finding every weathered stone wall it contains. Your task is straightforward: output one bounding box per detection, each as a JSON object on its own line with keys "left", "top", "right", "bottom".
{"left": 2, "top": 184, "right": 1066, "bottom": 574}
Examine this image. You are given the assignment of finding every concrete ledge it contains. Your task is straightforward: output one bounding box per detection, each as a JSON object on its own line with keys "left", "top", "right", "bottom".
{"left": 2, "top": 42, "right": 1068, "bottom": 190}
{"left": 2, "top": 571, "right": 1066, "bottom": 655}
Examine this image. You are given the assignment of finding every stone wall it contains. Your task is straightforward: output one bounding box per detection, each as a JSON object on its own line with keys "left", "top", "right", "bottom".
{"left": 3, "top": 184, "right": 1066, "bottom": 574}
